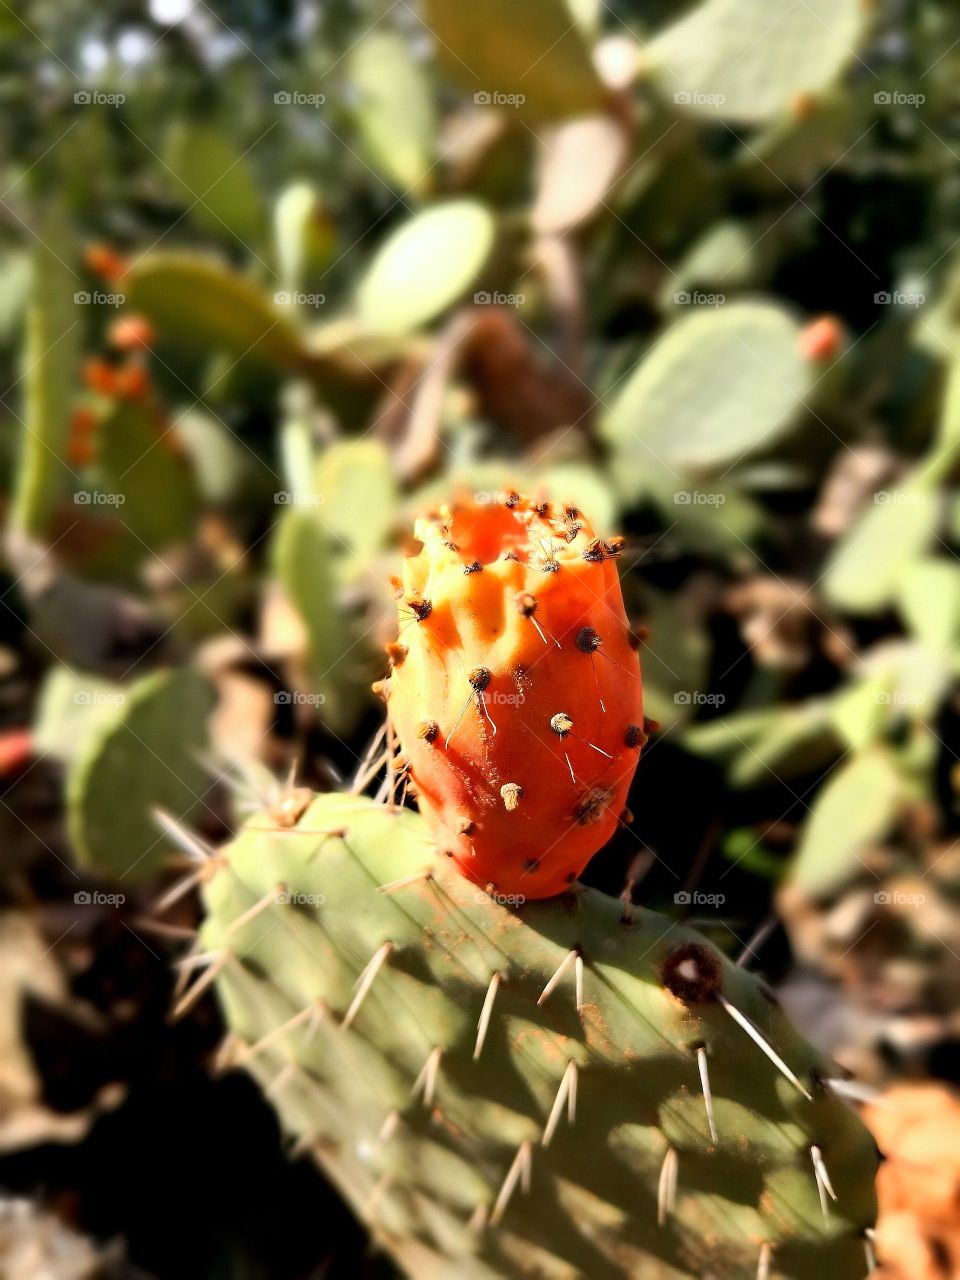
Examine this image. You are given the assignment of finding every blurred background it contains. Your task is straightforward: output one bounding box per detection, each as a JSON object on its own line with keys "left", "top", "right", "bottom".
{"left": 2, "top": 0, "right": 960, "bottom": 1276}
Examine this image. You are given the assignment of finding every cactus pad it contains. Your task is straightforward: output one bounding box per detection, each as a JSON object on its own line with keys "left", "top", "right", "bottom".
{"left": 200, "top": 791, "right": 879, "bottom": 1279}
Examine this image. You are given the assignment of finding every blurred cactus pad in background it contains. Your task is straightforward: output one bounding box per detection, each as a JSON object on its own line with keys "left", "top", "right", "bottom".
{"left": 3, "top": 0, "right": 960, "bottom": 1277}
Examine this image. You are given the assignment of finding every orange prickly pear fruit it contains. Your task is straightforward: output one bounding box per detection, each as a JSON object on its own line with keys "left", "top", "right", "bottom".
{"left": 385, "top": 492, "right": 644, "bottom": 899}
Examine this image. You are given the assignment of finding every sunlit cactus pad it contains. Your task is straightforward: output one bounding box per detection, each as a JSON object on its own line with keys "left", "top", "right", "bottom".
{"left": 200, "top": 792, "right": 878, "bottom": 1279}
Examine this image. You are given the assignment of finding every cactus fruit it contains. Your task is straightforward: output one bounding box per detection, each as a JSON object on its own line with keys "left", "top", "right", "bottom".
{"left": 194, "top": 791, "right": 880, "bottom": 1280}
{"left": 382, "top": 492, "right": 644, "bottom": 900}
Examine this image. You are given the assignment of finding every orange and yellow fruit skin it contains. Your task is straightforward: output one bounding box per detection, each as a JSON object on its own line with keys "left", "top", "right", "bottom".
{"left": 386, "top": 492, "right": 644, "bottom": 899}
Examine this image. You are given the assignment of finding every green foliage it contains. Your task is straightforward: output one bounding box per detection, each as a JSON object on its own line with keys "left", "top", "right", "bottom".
{"left": 601, "top": 302, "right": 812, "bottom": 478}
{"left": 10, "top": 203, "right": 81, "bottom": 539}
{"left": 355, "top": 201, "right": 496, "bottom": 336}
{"left": 424, "top": 0, "right": 604, "bottom": 120}
{"left": 348, "top": 32, "right": 437, "bottom": 195}
{"left": 66, "top": 669, "right": 216, "bottom": 882}
{"left": 203, "top": 793, "right": 878, "bottom": 1280}
{"left": 650, "top": 0, "right": 866, "bottom": 122}
{"left": 126, "top": 254, "right": 304, "bottom": 368}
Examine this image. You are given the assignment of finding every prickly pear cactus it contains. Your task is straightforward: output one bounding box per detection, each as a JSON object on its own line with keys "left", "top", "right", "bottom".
{"left": 197, "top": 791, "right": 879, "bottom": 1280}
{"left": 383, "top": 492, "right": 644, "bottom": 899}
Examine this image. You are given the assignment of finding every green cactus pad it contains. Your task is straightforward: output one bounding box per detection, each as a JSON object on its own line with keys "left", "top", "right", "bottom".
{"left": 200, "top": 791, "right": 878, "bottom": 1279}
{"left": 650, "top": 0, "right": 865, "bottom": 124}
{"left": 67, "top": 668, "right": 216, "bottom": 882}
{"left": 126, "top": 253, "right": 304, "bottom": 369}
{"left": 601, "top": 302, "right": 812, "bottom": 479}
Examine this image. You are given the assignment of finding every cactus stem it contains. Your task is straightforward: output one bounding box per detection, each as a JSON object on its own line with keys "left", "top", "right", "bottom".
{"left": 378, "top": 1110, "right": 401, "bottom": 1143}
{"left": 696, "top": 1046, "right": 719, "bottom": 1144}
{"left": 226, "top": 883, "right": 286, "bottom": 934}
{"left": 238, "top": 1000, "right": 324, "bottom": 1064}
{"left": 474, "top": 971, "right": 502, "bottom": 1060}
{"left": 542, "top": 1059, "right": 578, "bottom": 1147}
{"left": 289, "top": 1131, "right": 320, "bottom": 1159}
{"left": 757, "top": 1241, "right": 772, "bottom": 1280}
{"left": 811, "top": 1144, "right": 837, "bottom": 1220}
{"left": 657, "top": 1146, "right": 678, "bottom": 1226}
{"left": 377, "top": 870, "right": 432, "bottom": 895}
{"left": 538, "top": 948, "right": 584, "bottom": 1011}
{"left": 411, "top": 1046, "right": 443, "bottom": 1107}
{"left": 717, "top": 994, "right": 813, "bottom": 1101}
{"left": 171, "top": 949, "right": 231, "bottom": 1020}
{"left": 152, "top": 807, "right": 215, "bottom": 862}
{"left": 491, "top": 1140, "right": 533, "bottom": 1226}
{"left": 342, "top": 941, "right": 394, "bottom": 1029}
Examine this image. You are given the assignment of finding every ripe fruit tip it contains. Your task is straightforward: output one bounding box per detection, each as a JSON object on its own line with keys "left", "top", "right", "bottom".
{"left": 385, "top": 490, "right": 644, "bottom": 899}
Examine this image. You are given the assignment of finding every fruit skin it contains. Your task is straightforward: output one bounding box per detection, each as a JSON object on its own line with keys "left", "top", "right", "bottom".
{"left": 200, "top": 791, "right": 880, "bottom": 1280}
{"left": 385, "top": 492, "right": 644, "bottom": 899}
